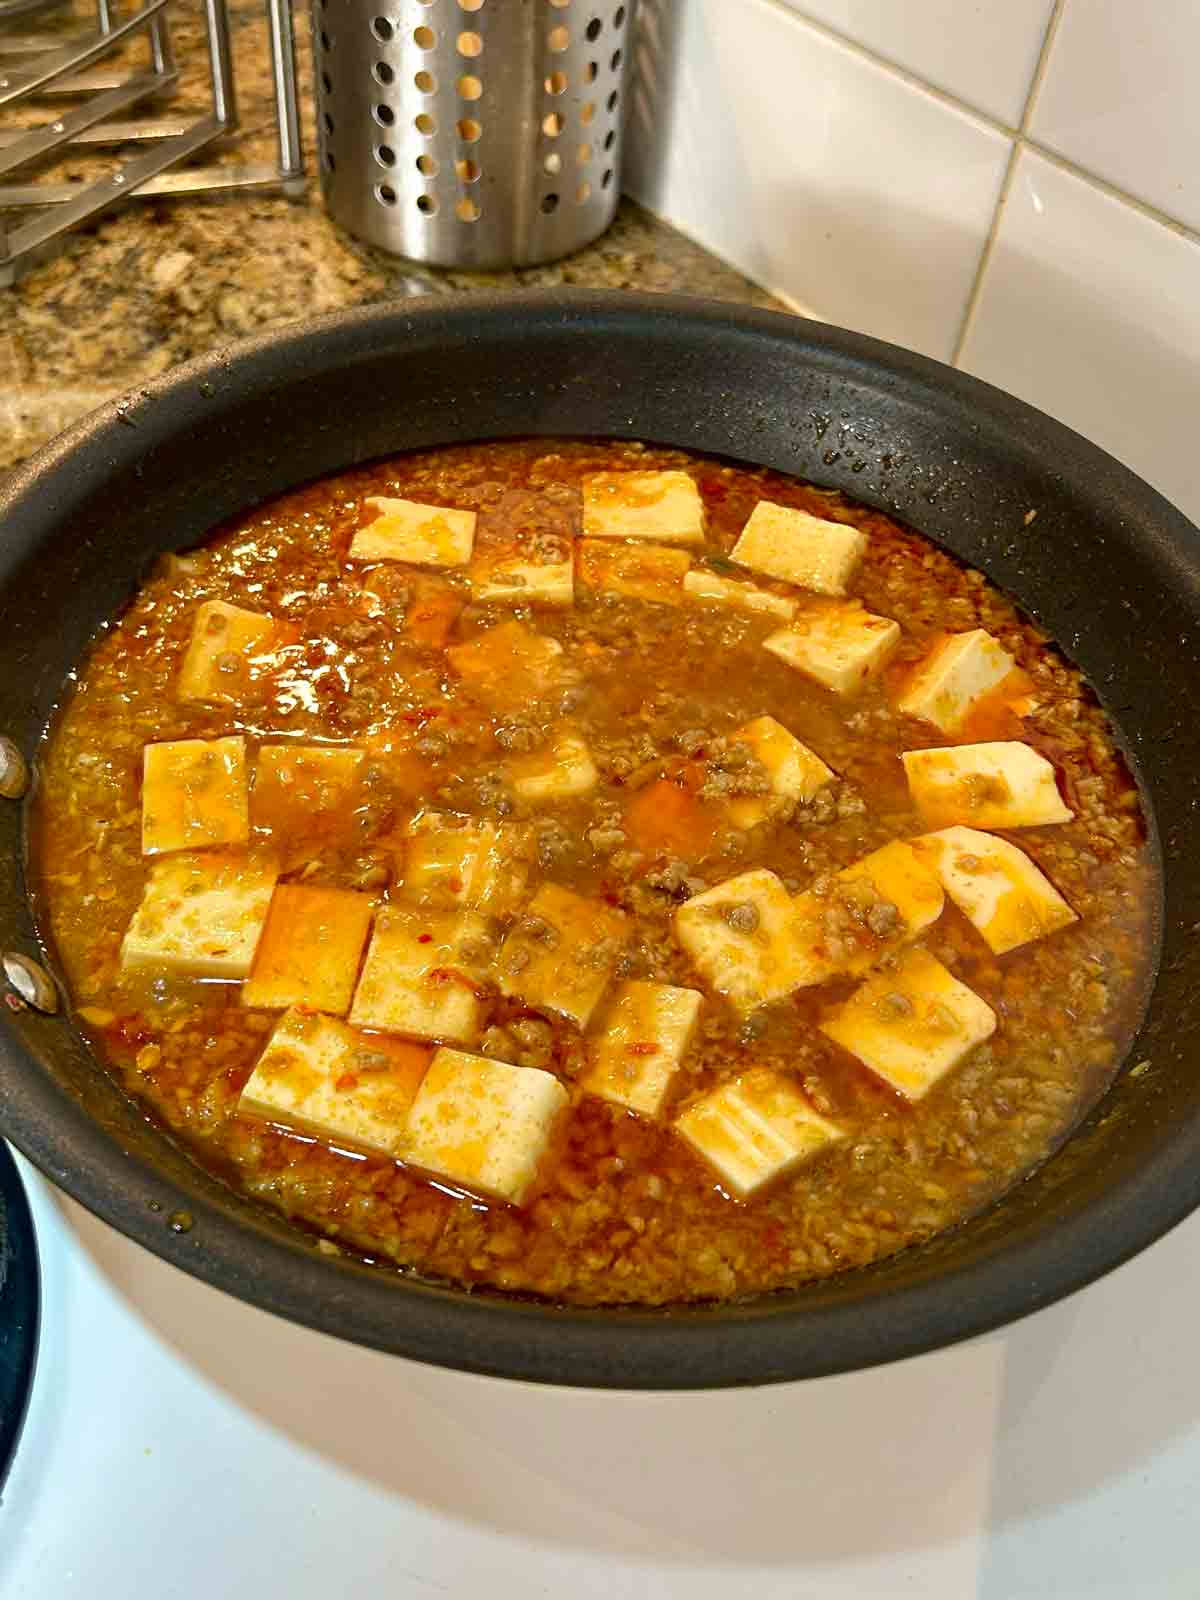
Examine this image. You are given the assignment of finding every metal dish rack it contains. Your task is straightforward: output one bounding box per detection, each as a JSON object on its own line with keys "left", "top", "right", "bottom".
{"left": 0, "top": 0, "right": 304, "bottom": 285}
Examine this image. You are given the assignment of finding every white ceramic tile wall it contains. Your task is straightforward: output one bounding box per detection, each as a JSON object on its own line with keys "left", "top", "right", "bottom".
{"left": 627, "top": 0, "right": 1200, "bottom": 525}
{"left": 957, "top": 150, "right": 1200, "bottom": 528}
{"left": 780, "top": 0, "right": 1056, "bottom": 126}
{"left": 625, "top": 0, "right": 1010, "bottom": 362}
{"left": 1031, "top": 0, "right": 1200, "bottom": 234}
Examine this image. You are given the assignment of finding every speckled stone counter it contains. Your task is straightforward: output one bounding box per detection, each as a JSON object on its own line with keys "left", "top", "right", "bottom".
{"left": 0, "top": 1, "right": 779, "bottom": 474}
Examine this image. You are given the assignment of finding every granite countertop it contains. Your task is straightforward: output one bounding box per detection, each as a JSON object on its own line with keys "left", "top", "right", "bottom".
{"left": 0, "top": 0, "right": 780, "bottom": 475}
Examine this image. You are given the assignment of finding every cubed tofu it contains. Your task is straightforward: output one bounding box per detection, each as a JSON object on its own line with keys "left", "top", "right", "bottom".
{"left": 820, "top": 946, "right": 997, "bottom": 1101}
{"left": 507, "top": 732, "right": 598, "bottom": 803}
{"left": 446, "top": 620, "right": 566, "bottom": 713}
{"left": 360, "top": 565, "right": 465, "bottom": 647}
{"left": 242, "top": 884, "right": 374, "bottom": 1013}
{"left": 349, "top": 495, "right": 476, "bottom": 569}
{"left": 788, "top": 840, "right": 946, "bottom": 984}
{"left": 470, "top": 545, "right": 575, "bottom": 608}
{"left": 252, "top": 744, "right": 364, "bottom": 838}
{"left": 809, "top": 838, "right": 947, "bottom": 960}
{"left": 682, "top": 568, "right": 797, "bottom": 622}
{"left": 833, "top": 839, "right": 946, "bottom": 952}
{"left": 910, "top": 826, "right": 1078, "bottom": 954}
{"left": 497, "top": 883, "right": 628, "bottom": 1028}
{"left": 897, "top": 629, "right": 1018, "bottom": 733}
{"left": 581, "top": 981, "right": 703, "bottom": 1117}
{"left": 400, "top": 812, "right": 529, "bottom": 916}
{"left": 679, "top": 846, "right": 941, "bottom": 1009}
{"left": 581, "top": 469, "right": 705, "bottom": 546}
{"left": 902, "top": 741, "right": 1074, "bottom": 829}
{"left": 120, "top": 850, "right": 278, "bottom": 980}
{"left": 675, "top": 1069, "right": 845, "bottom": 1199}
{"left": 726, "top": 715, "right": 834, "bottom": 828}
{"left": 623, "top": 778, "right": 721, "bottom": 863}
{"left": 730, "top": 501, "right": 868, "bottom": 595}
{"left": 577, "top": 540, "right": 691, "bottom": 605}
{"left": 404, "top": 575, "right": 466, "bottom": 648}
{"left": 239, "top": 1008, "right": 430, "bottom": 1156}
{"left": 763, "top": 603, "right": 901, "bottom": 696}
{"left": 360, "top": 734, "right": 439, "bottom": 806}
{"left": 402, "top": 1046, "right": 568, "bottom": 1206}
{"left": 142, "top": 736, "right": 249, "bottom": 856}
{"left": 349, "top": 904, "right": 495, "bottom": 1046}
{"left": 177, "top": 601, "right": 286, "bottom": 704}
{"left": 674, "top": 868, "right": 812, "bottom": 1013}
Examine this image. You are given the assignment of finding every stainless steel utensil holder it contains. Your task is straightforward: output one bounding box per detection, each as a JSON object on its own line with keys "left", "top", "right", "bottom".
{"left": 0, "top": 0, "right": 304, "bottom": 286}
{"left": 314, "top": 0, "right": 636, "bottom": 270}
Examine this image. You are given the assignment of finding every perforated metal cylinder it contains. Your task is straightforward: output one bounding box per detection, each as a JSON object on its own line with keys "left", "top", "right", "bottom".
{"left": 313, "top": 0, "right": 637, "bottom": 269}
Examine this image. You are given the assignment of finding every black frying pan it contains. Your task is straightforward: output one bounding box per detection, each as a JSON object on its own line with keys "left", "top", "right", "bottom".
{"left": 0, "top": 290, "right": 1196, "bottom": 1390}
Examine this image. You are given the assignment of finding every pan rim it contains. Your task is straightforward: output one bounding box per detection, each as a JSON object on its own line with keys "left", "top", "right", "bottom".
{"left": 0, "top": 287, "right": 1194, "bottom": 1389}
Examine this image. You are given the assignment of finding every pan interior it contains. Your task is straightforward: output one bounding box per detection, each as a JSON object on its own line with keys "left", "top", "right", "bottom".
{"left": 0, "top": 292, "right": 1195, "bottom": 1387}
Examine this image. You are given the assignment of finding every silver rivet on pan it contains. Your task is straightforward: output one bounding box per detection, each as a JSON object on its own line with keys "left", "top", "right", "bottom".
{"left": 0, "top": 738, "right": 28, "bottom": 800}
{"left": 3, "top": 954, "right": 59, "bottom": 1014}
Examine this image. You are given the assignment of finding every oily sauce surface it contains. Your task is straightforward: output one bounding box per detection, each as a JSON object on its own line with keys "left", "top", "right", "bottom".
{"left": 32, "top": 440, "right": 1155, "bottom": 1305}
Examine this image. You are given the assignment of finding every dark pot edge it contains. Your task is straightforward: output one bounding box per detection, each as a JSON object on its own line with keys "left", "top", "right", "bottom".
{"left": 0, "top": 287, "right": 1196, "bottom": 1389}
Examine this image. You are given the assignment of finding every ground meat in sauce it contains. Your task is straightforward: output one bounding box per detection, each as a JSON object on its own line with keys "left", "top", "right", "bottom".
{"left": 32, "top": 438, "right": 1156, "bottom": 1307}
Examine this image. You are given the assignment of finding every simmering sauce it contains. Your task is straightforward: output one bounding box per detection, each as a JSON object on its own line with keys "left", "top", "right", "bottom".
{"left": 32, "top": 439, "right": 1155, "bottom": 1305}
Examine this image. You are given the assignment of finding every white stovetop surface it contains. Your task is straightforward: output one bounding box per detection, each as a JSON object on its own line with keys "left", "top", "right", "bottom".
{"left": 3, "top": 1151, "right": 1198, "bottom": 1599}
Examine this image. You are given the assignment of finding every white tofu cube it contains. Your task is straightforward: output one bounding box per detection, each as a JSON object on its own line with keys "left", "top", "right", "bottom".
{"left": 682, "top": 568, "right": 797, "bottom": 622}
{"left": 402, "top": 1046, "right": 568, "bottom": 1206}
{"left": 401, "top": 812, "right": 529, "bottom": 916}
{"left": 788, "top": 839, "right": 946, "bottom": 984}
{"left": 120, "top": 850, "right": 278, "bottom": 980}
{"left": 470, "top": 546, "right": 575, "bottom": 608}
{"left": 447, "top": 620, "right": 567, "bottom": 713}
{"left": 820, "top": 947, "right": 997, "bottom": 1101}
{"left": 176, "top": 600, "right": 286, "bottom": 704}
{"left": 398, "top": 575, "right": 465, "bottom": 649}
{"left": 507, "top": 732, "right": 598, "bottom": 803}
{"left": 242, "top": 884, "right": 375, "bottom": 1014}
{"left": 581, "top": 469, "right": 705, "bottom": 546}
{"left": 674, "top": 868, "right": 812, "bottom": 1013}
{"left": 897, "top": 629, "right": 1017, "bottom": 733}
{"left": 763, "top": 603, "right": 901, "bottom": 695}
{"left": 730, "top": 501, "right": 868, "bottom": 594}
{"left": 349, "top": 495, "right": 476, "bottom": 569}
{"left": 497, "top": 883, "right": 628, "bottom": 1028}
{"left": 911, "top": 826, "right": 1078, "bottom": 954}
{"left": 581, "top": 981, "right": 703, "bottom": 1117}
{"left": 142, "top": 736, "right": 249, "bottom": 856}
{"left": 239, "top": 1009, "right": 431, "bottom": 1155}
{"left": 349, "top": 905, "right": 495, "bottom": 1046}
{"left": 252, "top": 744, "right": 364, "bottom": 838}
{"left": 726, "top": 715, "right": 834, "bottom": 827}
{"left": 675, "top": 1069, "right": 845, "bottom": 1199}
{"left": 902, "top": 741, "right": 1074, "bottom": 829}
{"left": 577, "top": 540, "right": 691, "bottom": 605}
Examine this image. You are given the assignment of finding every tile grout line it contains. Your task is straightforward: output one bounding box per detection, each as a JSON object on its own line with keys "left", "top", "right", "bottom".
{"left": 756, "top": 0, "right": 1016, "bottom": 137}
{"left": 742, "top": 0, "right": 1200, "bottom": 342}
{"left": 947, "top": 147, "right": 1021, "bottom": 369}
{"left": 1023, "top": 138, "right": 1200, "bottom": 248}
{"left": 949, "top": 0, "right": 1068, "bottom": 367}
{"left": 763, "top": 0, "right": 1200, "bottom": 250}
{"left": 783, "top": 0, "right": 1200, "bottom": 250}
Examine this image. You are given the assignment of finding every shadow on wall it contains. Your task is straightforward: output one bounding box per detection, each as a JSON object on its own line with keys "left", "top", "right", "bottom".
{"left": 625, "top": 0, "right": 686, "bottom": 215}
{"left": 622, "top": 0, "right": 995, "bottom": 352}
{"left": 55, "top": 1188, "right": 1200, "bottom": 1575}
